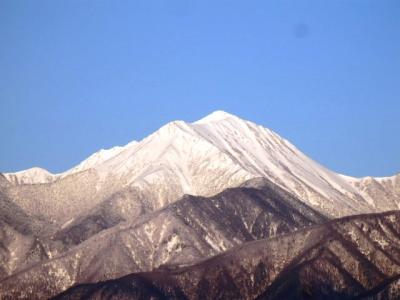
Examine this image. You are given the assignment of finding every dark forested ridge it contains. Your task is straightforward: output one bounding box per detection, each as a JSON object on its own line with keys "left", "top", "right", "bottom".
{"left": 54, "top": 211, "right": 400, "bottom": 300}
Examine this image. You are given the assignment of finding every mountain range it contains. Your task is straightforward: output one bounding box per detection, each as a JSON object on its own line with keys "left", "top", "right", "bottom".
{"left": 0, "top": 111, "right": 399, "bottom": 299}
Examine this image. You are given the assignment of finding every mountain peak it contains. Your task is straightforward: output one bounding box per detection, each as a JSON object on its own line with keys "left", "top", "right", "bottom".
{"left": 6, "top": 167, "right": 53, "bottom": 177}
{"left": 194, "top": 110, "right": 239, "bottom": 124}
{"left": 3, "top": 167, "right": 56, "bottom": 184}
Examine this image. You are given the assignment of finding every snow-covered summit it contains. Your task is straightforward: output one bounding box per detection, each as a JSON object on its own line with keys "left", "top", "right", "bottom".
{"left": 194, "top": 110, "right": 238, "bottom": 124}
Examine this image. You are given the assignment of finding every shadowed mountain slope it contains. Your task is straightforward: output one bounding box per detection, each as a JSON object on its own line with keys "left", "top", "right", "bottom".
{"left": 0, "top": 190, "right": 58, "bottom": 280}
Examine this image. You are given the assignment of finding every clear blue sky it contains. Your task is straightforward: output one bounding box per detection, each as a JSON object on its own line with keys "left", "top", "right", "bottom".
{"left": 1, "top": 0, "right": 399, "bottom": 177}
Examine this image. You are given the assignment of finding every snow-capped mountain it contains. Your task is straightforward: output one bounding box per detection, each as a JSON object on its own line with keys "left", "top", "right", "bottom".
{"left": 3, "top": 111, "right": 398, "bottom": 219}
{"left": 2, "top": 111, "right": 399, "bottom": 220}
{"left": 1, "top": 111, "right": 399, "bottom": 299}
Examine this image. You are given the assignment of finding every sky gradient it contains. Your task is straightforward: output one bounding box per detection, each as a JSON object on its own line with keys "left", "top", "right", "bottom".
{"left": 1, "top": 0, "right": 399, "bottom": 177}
